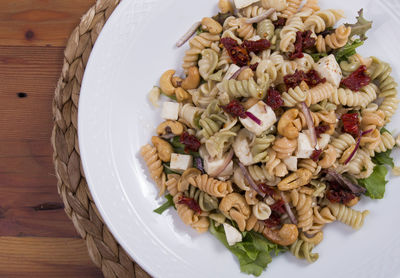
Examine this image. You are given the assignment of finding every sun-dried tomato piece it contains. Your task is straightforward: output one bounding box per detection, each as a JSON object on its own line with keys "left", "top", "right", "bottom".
{"left": 257, "top": 183, "right": 275, "bottom": 197}
{"left": 180, "top": 132, "right": 201, "bottom": 152}
{"left": 220, "top": 38, "right": 250, "bottom": 67}
{"left": 305, "top": 69, "right": 326, "bottom": 87}
{"left": 302, "top": 30, "right": 316, "bottom": 49}
{"left": 341, "top": 113, "right": 360, "bottom": 137}
{"left": 326, "top": 182, "right": 356, "bottom": 204}
{"left": 177, "top": 196, "right": 202, "bottom": 214}
{"left": 341, "top": 65, "right": 371, "bottom": 91}
{"left": 220, "top": 37, "right": 238, "bottom": 50}
{"left": 270, "top": 199, "right": 286, "bottom": 215}
{"left": 242, "top": 39, "right": 271, "bottom": 53}
{"left": 284, "top": 69, "right": 325, "bottom": 89}
{"left": 264, "top": 212, "right": 281, "bottom": 228}
{"left": 284, "top": 70, "right": 307, "bottom": 89}
{"left": 273, "top": 17, "right": 287, "bottom": 28}
{"left": 289, "top": 31, "right": 316, "bottom": 60}
{"left": 222, "top": 99, "right": 247, "bottom": 118}
{"left": 230, "top": 46, "right": 250, "bottom": 66}
{"left": 310, "top": 149, "right": 323, "bottom": 162}
{"left": 290, "top": 31, "right": 305, "bottom": 60}
{"left": 249, "top": 62, "right": 259, "bottom": 71}
{"left": 265, "top": 87, "right": 284, "bottom": 110}
{"left": 315, "top": 124, "right": 330, "bottom": 138}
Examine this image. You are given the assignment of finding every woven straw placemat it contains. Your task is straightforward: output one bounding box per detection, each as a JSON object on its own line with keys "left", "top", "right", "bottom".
{"left": 51, "top": 0, "right": 151, "bottom": 277}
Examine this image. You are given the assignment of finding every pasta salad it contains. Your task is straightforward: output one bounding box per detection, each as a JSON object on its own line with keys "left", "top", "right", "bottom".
{"left": 141, "top": 0, "right": 399, "bottom": 275}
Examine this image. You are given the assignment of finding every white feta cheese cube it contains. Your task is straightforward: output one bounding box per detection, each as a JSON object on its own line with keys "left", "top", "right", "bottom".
{"left": 240, "top": 101, "right": 277, "bottom": 136}
{"left": 234, "top": 0, "right": 260, "bottom": 9}
{"left": 313, "top": 54, "right": 342, "bottom": 88}
{"left": 161, "top": 102, "right": 180, "bottom": 120}
{"left": 170, "top": 153, "right": 192, "bottom": 172}
{"left": 224, "top": 64, "right": 241, "bottom": 80}
{"left": 283, "top": 156, "right": 298, "bottom": 172}
{"left": 223, "top": 223, "right": 243, "bottom": 246}
{"left": 318, "top": 134, "right": 331, "bottom": 150}
{"left": 296, "top": 132, "right": 314, "bottom": 159}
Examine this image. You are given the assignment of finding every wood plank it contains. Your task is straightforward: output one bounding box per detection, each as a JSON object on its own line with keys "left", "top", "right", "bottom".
{"left": 0, "top": 237, "right": 102, "bottom": 277}
{"left": 0, "top": 45, "right": 81, "bottom": 237}
{"left": 0, "top": 0, "right": 96, "bottom": 47}
{"left": 0, "top": 46, "right": 63, "bottom": 141}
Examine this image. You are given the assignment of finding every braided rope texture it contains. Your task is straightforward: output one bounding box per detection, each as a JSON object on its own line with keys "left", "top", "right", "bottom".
{"left": 51, "top": 0, "right": 151, "bottom": 277}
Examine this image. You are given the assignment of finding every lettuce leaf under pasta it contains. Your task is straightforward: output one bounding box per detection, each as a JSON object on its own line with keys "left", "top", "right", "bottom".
{"left": 209, "top": 220, "right": 286, "bottom": 277}
{"left": 358, "top": 165, "right": 388, "bottom": 199}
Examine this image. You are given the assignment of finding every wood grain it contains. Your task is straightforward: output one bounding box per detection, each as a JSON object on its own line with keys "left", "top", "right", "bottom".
{"left": 0, "top": 0, "right": 96, "bottom": 47}
{"left": 0, "top": 237, "right": 102, "bottom": 277}
{"left": 0, "top": 0, "right": 103, "bottom": 277}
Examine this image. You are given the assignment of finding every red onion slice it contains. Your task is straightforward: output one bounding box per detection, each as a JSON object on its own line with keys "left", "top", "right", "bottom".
{"left": 344, "top": 136, "right": 361, "bottom": 165}
{"left": 212, "top": 149, "right": 234, "bottom": 177}
{"left": 362, "top": 129, "right": 373, "bottom": 136}
{"left": 238, "top": 162, "right": 266, "bottom": 197}
{"left": 300, "top": 102, "right": 317, "bottom": 148}
{"left": 325, "top": 169, "right": 366, "bottom": 194}
{"left": 176, "top": 21, "right": 201, "bottom": 47}
{"left": 245, "top": 8, "right": 276, "bottom": 24}
{"left": 229, "top": 66, "right": 248, "bottom": 80}
{"left": 194, "top": 157, "right": 205, "bottom": 174}
{"left": 245, "top": 111, "right": 261, "bottom": 125}
{"left": 344, "top": 129, "right": 372, "bottom": 165}
{"left": 280, "top": 192, "right": 297, "bottom": 225}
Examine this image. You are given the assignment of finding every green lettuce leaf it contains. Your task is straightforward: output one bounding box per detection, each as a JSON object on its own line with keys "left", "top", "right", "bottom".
{"left": 372, "top": 150, "right": 394, "bottom": 168}
{"left": 310, "top": 52, "right": 328, "bottom": 62}
{"left": 153, "top": 194, "right": 175, "bottom": 214}
{"left": 163, "top": 163, "right": 181, "bottom": 175}
{"left": 345, "top": 9, "right": 373, "bottom": 41}
{"left": 380, "top": 127, "right": 391, "bottom": 134}
{"left": 334, "top": 39, "right": 364, "bottom": 63}
{"left": 358, "top": 165, "right": 388, "bottom": 199}
{"left": 209, "top": 221, "right": 286, "bottom": 277}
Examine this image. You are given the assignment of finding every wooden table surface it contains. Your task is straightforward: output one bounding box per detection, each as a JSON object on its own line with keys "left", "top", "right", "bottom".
{"left": 0, "top": 0, "right": 104, "bottom": 277}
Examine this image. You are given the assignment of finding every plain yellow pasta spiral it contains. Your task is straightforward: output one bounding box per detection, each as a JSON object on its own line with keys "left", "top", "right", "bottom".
{"left": 290, "top": 189, "right": 313, "bottom": 232}
{"left": 374, "top": 131, "right": 396, "bottom": 154}
{"left": 241, "top": 4, "right": 267, "bottom": 18}
{"left": 316, "top": 25, "right": 351, "bottom": 53}
{"left": 141, "top": 144, "right": 165, "bottom": 196}
{"left": 174, "top": 193, "right": 210, "bottom": 233}
{"left": 304, "top": 9, "right": 345, "bottom": 33}
{"left": 188, "top": 174, "right": 233, "bottom": 198}
{"left": 281, "top": 0, "right": 302, "bottom": 18}
{"left": 272, "top": 136, "right": 297, "bottom": 159}
{"left": 306, "top": 82, "right": 336, "bottom": 106}
{"left": 327, "top": 202, "right": 369, "bottom": 230}
{"left": 282, "top": 85, "right": 307, "bottom": 107}
{"left": 246, "top": 213, "right": 267, "bottom": 233}
{"left": 331, "top": 133, "right": 356, "bottom": 158}
{"left": 329, "top": 84, "right": 378, "bottom": 108}
{"left": 301, "top": 0, "right": 320, "bottom": 13}
{"left": 166, "top": 174, "right": 181, "bottom": 197}
{"left": 182, "top": 32, "right": 221, "bottom": 73}
{"left": 298, "top": 159, "right": 321, "bottom": 177}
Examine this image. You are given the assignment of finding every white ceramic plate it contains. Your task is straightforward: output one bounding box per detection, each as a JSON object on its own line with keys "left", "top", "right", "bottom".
{"left": 79, "top": 0, "right": 400, "bottom": 277}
